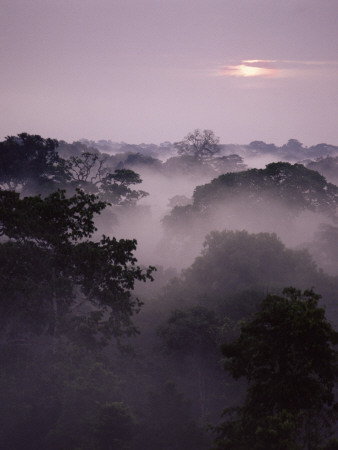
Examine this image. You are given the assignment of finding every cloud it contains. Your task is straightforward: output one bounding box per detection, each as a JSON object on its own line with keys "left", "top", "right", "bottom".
{"left": 214, "top": 59, "right": 338, "bottom": 79}
{"left": 221, "top": 60, "right": 278, "bottom": 78}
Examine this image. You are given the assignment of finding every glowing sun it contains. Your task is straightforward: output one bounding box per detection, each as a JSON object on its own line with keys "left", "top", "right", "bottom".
{"left": 221, "top": 61, "right": 277, "bottom": 78}
{"left": 238, "top": 64, "right": 266, "bottom": 77}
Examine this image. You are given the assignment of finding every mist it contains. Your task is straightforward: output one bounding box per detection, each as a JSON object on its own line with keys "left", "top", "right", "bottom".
{"left": 90, "top": 139, "right": 338, "bottom": 275}
{"left": 1, "top": 132, "right": 338, "bottom": 449}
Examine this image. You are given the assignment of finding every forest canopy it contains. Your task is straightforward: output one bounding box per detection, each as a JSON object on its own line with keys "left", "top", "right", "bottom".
{"left": 1, "top": 132, "right": 338, "bottom": 449}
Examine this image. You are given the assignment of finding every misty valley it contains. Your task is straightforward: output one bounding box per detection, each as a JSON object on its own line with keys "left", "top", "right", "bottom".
{"left": 1, "top": 130, "right": 338, "bottom": 449}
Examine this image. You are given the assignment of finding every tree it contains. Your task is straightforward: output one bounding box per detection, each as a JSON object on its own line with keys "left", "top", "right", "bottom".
{"left": 159, "top": 230, "right": 324, "bottom": 320}
{"left": 193, "top": 162, "right": 338, "bottom": 216}
{"left": 211, "top": 154, "right": 247, "bottom": 174}
{"left": 307, "top": 157, "right": 338, "bottom": 185}
{"left": 0, "top": 343, "right": 130, "bottom": 450}
{"left": 118, "top": 152, "right": 162, "bottom": 171}
{"left": 0, "top": 185, "right": 155, "bottom": 449}
{"left": 249, "top": 141, "right": 278, "bottom": 153}
{"left": 64, "top": 151, "right": 105, "bottom": 185}
{"left": 100, "top": 168, "right": 149, "bottom": 205}
{"left": 307, "top": 144, "right": 338, "bottom": 159}
{"left": 167, "top": 195, "right": 192, "bottom": 209}
{"left": 0, "top": 188, "right": 105, "bottom": 244}
{"left": 305, "top": 224, "right": 338, "bottom": 277}
{"left": 64, "top": 152, "right": 149, "bottom": 206}
{"left": 282, "top": 139, "right": 304, "bottom": 152}
{"left": 139, "top": 381, "right": 207, "bottom": 450}
{"left": 94, "top": 402, "right": 136, "bottom": 450}
{"left": 213, "top": 288, "right": 338, "bottom": 449}
{"left": 163, "top": 162, "right": 338, "bottom": 243}
{"left": 174, "top": 129, "right": 220, "bottom": 162}
{"left": 0, "top": 188, "right": 154, "bottom": 346}
{"left": 158, "top": 307, "right": 225, "bottom": 421}
{"left": 158, "top": 306, "right": 221, "bottom": 356}
{"left": 0, "top": 133, "right": 67, "bottom": 193}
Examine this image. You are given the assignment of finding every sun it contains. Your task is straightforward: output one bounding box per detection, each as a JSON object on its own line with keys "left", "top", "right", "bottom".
{"left": 237, "top": 64, "right": 263, "bottom": 77}
{"left": 220, "top": 61, "right": 278, "bottom": 78}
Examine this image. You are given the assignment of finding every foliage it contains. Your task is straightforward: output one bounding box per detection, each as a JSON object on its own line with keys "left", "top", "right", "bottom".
{"left": 118, "top": 152, "right": 162, "bottom": 170}
{"left": 0, "top": 188, "right": 154, "bottom": 345}
{"left": 249, "top": 140, "right": 278, "bottom": 153}
{"left": 167, "top": 195, "right": 192, "bottom": 209}
{"left": 307, "top": 156, "right": 338, "bottom": 185}
{"left": 0, "top": 133, "right": 149, "bottom": 207}
{"left": 100, "top": 168, "right": 149, "bottom": 205}
{"left": 161, "top": 230, "right": 323, "bottom": 319}
{"left": 65, "top": 151, "right": 105, "bottom": 184}
{"left": 222, "top": 140, "right": 338, "bottom": 162}
{"left": 162, "top": 154, "right": 216, "bottom": 178}
{"left": 211, "top": 154, "right": 247, "bottom": 174}
{"left": 306, "top": 224, "right": 338, "bottom": 276}
{"left": 163, "top": 162, "right": 338, "bottom": 242}
{"left": 157, "top": 307, "right": 229, "bottom": 422}
{"left": 162, "top": 152, "right": 246, "bottom": 180}
{"left": 158, "top": 306, "right": 222, "bottom": 356}
{"left": 213, "top": 288, "right": 338, "bottom": 449}
{"left": 193, "top": 162, "right": 338, "bottom": 217}
{"left": 281, "top": 138, "right": 304, "bottom": 153}
{"left": 174, "top": 129, "right": 220, "bottom": 162}
{"left": 0, "top": 188, "right": 106, "bottom": 243}
{"left": 0, "top": 132, "right": 67, "bottom": 192}
{"left": 64, "top": 152, "right": 149, "bottom": 205}
{"left": 3, "top": 131, "right": 338, "bottom": 449}
{"left": 0, "top": 344, "right": 134, "bottom": 450}
{"left": 138, "top": 381, "right": 207, "bottom": 450}
{"left": 94, "top": 402, "right": 136, "bottom": 450}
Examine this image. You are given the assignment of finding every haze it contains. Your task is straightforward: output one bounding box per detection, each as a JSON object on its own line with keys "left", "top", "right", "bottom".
{"left": 2, "top": 2, "right": 338, "bottom": 446}
{"left": 1, "top": 128, "right": 338, "bottom": 448}
{"left": 1, "top": 0, "right": 338, "bottom": 146}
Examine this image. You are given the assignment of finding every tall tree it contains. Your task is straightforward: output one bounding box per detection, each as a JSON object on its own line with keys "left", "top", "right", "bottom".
{"left": 100, "top": 168, "right": 149, "bottom": 205}
{"left": 163, "top": 162, "right": 338, "bottom": 241}
{"left": 213, "top": 288, "right": 338, "bottom": 449}
{"left": 0, "top": 188, "right": 154, "bottom": 346}
{"left": 64, "top": 152, "right": 149, "bottom": 205}
{"left": 174, "top": 129, "right": 220, "bottom": 162}
{"left": 158, "top": 306, "right": 225, "bottom": 421}
{"left": 0, "top": 133, "right": 67, "bottom": 192}
{"left": 193, "top": 162, "right": 338, "bottom": 216}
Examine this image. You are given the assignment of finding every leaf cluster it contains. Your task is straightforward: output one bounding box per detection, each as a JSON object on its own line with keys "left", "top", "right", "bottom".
{"left": 0, "top": 188, "right": 154, "bottom": 346}
{"left": 193, "top": 162, "right": 338, "bottom": 218}
{"left": 215, "top": 288, "right": 338, "bottom": 449}
{"left": 0, "top": 133, "right": 66, "bottom": 192}
{"left": 174, "top": 129, "right": 220, "bottom": 162}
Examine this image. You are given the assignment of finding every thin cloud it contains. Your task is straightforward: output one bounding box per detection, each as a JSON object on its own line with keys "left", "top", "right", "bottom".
{"left": 222, "top": 64, "right": 277, "bottom": 78}
{"left": 214, "top": 59, "right": 338, "bottom": 79}
{"left": 216, "top": 59, "right": 279, "bottom": 78}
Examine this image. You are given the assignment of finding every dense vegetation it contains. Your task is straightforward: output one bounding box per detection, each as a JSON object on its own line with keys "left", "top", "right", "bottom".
{"left": 213, "top": 288, "right": 338, "bottom": 450}
{"left": 1, "top": 131, "right": 338, "bottom": 449}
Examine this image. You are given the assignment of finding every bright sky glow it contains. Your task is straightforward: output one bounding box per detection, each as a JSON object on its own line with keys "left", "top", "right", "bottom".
{"left": 221, "top": 62, "right": 278, "bottom": 77}
{"left": 1, "top": 0, "right": 338, "bottom": 146}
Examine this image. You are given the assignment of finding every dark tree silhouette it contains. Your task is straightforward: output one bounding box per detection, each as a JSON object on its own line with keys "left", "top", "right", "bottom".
{"left": 174, "top": 129, "right": 220, "bottom": 162}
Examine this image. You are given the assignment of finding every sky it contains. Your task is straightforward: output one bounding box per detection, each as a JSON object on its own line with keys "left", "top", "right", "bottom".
{"left": 1, "top": 0, "right": 338, "bottom": 146}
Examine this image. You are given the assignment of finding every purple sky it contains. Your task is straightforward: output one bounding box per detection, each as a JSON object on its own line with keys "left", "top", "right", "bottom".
{"left": 1, "top": 0, "right": 338, "bottom": 146}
